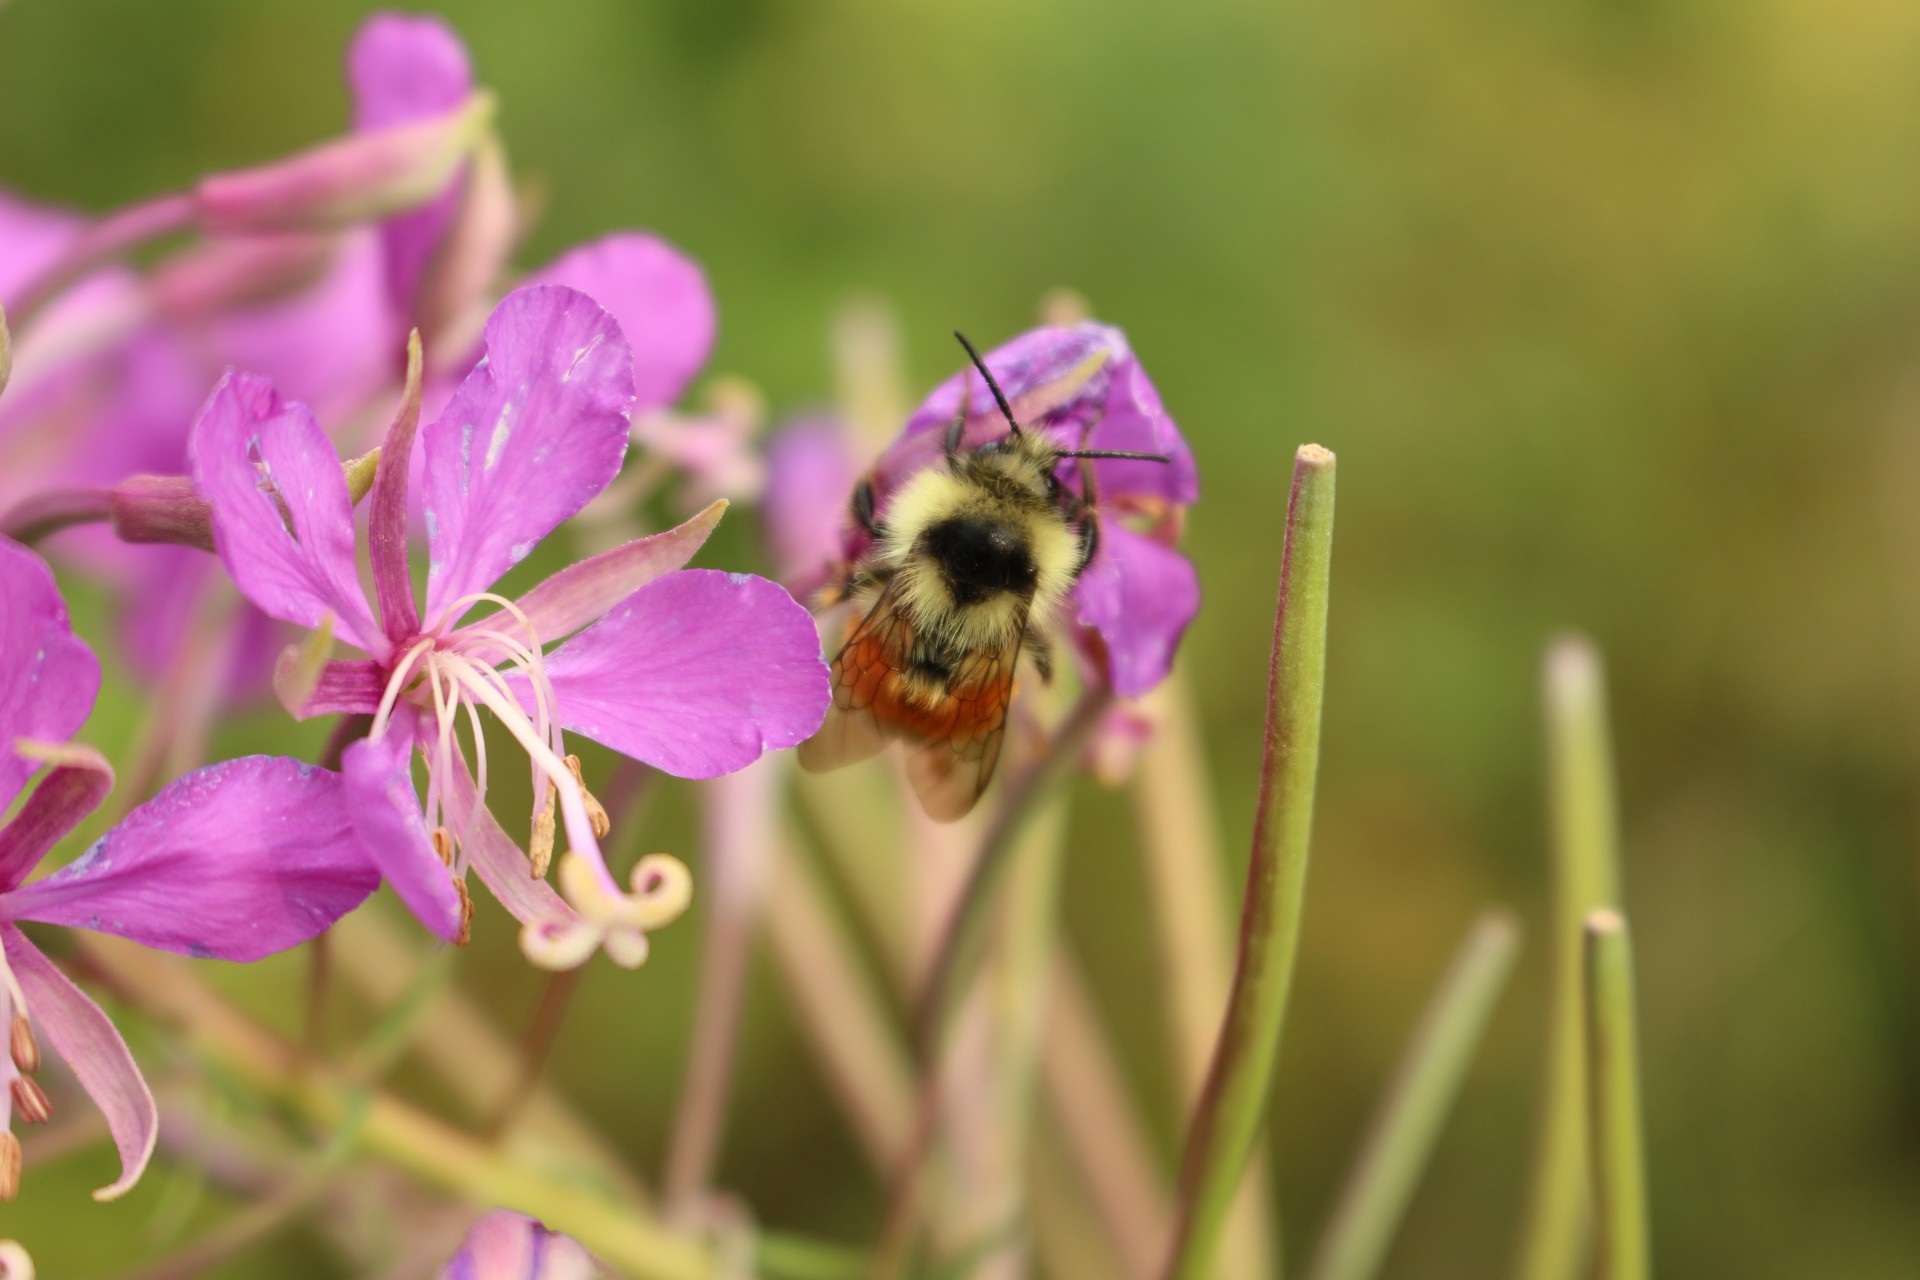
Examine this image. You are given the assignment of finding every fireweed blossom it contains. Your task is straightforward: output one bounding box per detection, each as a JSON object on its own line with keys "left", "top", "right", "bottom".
{"left": 441, "top": 1211, "right": 596, "bottom": 1280}
{"left": 2, "top": 13, "right": 719, "bottom": 697}
{"left": 193, "top": 285, "right": 828, "bottom": 964}
{"left": 0, "top": 538, "right": 378, "bottom": 1202}
{"left": 823, "top": 322, "right": 1200, "bottom": 698}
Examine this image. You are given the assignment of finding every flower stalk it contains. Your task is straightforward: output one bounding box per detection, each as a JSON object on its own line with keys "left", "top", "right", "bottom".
{"left": 1304, "top": 909, "right": 1521, "bottom": 1280}
{"left": 1161, "top": 443, "right": 1336, "bottom": 1280}
{"left": 1513, "top": 636, "right": 1625, "bottom": 1280}
{"left": 1584, "top": 910, "right": 1651, "bottom": 1280}
{"left": 74, "top": 935, "right": 717, "bottom": 1280}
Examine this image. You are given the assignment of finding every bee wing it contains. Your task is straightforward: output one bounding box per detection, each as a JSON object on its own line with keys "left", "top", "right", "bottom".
{"left": 798, "top": 578, "right": 915, "bottom": 773}
{"left": 901, "top": 622, "right": 1023, "bottom": 823}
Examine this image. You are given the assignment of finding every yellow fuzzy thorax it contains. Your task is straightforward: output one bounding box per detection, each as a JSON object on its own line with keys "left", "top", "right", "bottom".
{"left": 876, "top": 440, "right": 1082, "bottom": 656}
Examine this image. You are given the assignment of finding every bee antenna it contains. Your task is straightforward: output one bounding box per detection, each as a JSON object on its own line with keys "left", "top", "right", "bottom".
{"left": 953, "top": 330, "right": 1022, "bottom": 438}
{"left": 1055, "top": 449, "right": 1173, "bottom": 464}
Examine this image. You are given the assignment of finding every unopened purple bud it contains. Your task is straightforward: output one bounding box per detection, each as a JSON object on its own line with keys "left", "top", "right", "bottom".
{"left": 195, "top": 93, "right": 495, "bottom": 236}
{"left": 411, "top": 132, "right": 518, "bottom": 348}
{"left": 153, "top": 233, "right": 338, "bottom": 319}
{"left": 110, "top": 475, "right": 215, "bottom": 552}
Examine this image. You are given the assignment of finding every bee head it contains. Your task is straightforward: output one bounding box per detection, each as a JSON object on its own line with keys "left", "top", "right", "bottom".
{"left": 951, "top": 330, "right": 1174, "bottom": 508}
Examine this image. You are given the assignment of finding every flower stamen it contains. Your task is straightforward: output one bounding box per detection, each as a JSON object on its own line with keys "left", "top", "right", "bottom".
{"left": 565, "top": 754, "right": 612, "bottom": 839}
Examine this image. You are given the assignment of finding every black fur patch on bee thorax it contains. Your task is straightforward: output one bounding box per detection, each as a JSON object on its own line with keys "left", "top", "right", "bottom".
{"left": 919, "top": 514, "right": 1038, "bottom": 606}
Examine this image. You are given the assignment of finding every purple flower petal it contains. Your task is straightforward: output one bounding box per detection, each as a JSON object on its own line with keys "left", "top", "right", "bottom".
{"left": 762, "top": 416, "right": 861, "bottom": 595}
{"left": 189, "top": 372, "right": 382, "bottom": 655}
{"left": 349, "top": 13, "right": 474, "bottom": 320}
{"left": 872, "top": 323, "right": 1196, "bottom": 511}
{"left": 1073, "top": 523, "right": 1201, "bottom": 698}
{"left": 524, "top": 234, "right": 714, "bottom": 411}
{"left": 209, "top": 230, "right": 398, "bottom": 428}
{"left": 0, "top": 743, "right": 111, "bottom": 894}
{"left": 449, "top": 499, "right": 726, "bottom": 660}
{"left": 3, "top": 926, "right": 157, "bottom": 1201}
{"left": 3, "top": 756, "right": 379, "bottom": 961}
{"left": 369, "top": 339, "right": 426, "bottom": 643}
{"left": 1077, "top": 352, "right": 1198, "bottom": 506}
{"left": 341, "top": 736, "right": 464, "bottom": 941}
{"left": 443, "top": 1210, "right": 595, "bottom": 1280}
{"left": 531, "top": 569, "right": 828, "bottom": 778}
{"left": 420, "top": 286, "right": 636, "bottom": 625}
{"left": 277, "top": 656, "right": 387, "bottom": 719}
{"left": 0, "top": 539, "right": 100, "bottom": 811}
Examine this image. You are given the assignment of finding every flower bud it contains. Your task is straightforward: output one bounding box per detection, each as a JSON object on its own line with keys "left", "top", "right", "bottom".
{"left": 109, "top": 475, "right": 214, "bottom": 552}
{"left": 0, "top": 1239, "right": 32, "bottom": 1280}
{"left": 153, "top": 233, "right": 338, "bottom": 319}
{"left": 411, "top": 131, "right": 517, "bottom": 349}
{"left": 196, "top": 93, "right": 496, "bottom": 236}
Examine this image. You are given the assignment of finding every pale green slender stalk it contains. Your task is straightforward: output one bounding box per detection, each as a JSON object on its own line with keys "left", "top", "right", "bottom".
{"left": 1042, "top": 952, "right": 1172, "bottom": 1277}
{"left": 1304, "top": 910, "right": 1521, "bottom": 1280}
{"left": 1162, "top": 443, "right": 1336, "bottom": 1280}
{"left": 794, "top": 766, "right": 915, "bottom": 992}
{"left": 1513, "top": 637, "right": 1624, "bottom": 1280}
{"left": 329, "top": 908, "right": 651, "bottom": 1204}
{"left": 914, "top": 688, "right": 1116, "bottom": 1056}
{"left": 1134, "top": 666, "right": 1279, "bottom": 1279}
{"left": 765, "top": 831, "right": 916, "bottom": 1169}
{"left": 0, "top": 300, "right": 11, "bottom": 399}
{"left": 83, "top": 936, "right": 707, "bottom": 1276}
{"left": 1584, "top": 911, "right": 1650, "bottom": 1280}
{"left": 932, "top": 787, "right": 1071, "bottom": 1274}
{"left": 873, "top": 688, "right": 1113, "bottom": 1278}
{"left": 665, "top": 759, "right": 782, "bottom": 1212}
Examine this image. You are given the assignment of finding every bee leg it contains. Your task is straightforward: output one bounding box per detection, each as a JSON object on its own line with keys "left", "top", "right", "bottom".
{"left": 1075, "top": 506, "right": 1101, "bottom": 575}
{"left": 851, "top": 478, "right": 882, "bottom": 537}
{"left": 1028, "top": 632, "right": 1055, "bottom": 685}
{"left": 944, "top": 414, "right": 966, "bottom": 465}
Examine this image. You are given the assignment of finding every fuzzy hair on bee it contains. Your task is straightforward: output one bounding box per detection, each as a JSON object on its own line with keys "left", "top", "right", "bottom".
{"left": 797, "top": 331, "right": 1170, "bottom": 821}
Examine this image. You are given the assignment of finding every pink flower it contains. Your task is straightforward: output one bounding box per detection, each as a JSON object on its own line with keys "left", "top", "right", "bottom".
{"left": 441, "top": 1211, "right": 596, "bottom": 1280}
{"left": 0, "top": 539, "right": 378, "bottom": 1202}
{"left": 193, "top": 286, "right": 828, "bottom": 965}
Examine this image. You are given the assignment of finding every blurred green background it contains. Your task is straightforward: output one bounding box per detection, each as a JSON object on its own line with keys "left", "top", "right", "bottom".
{"left": 6, "top": 0, "right": 1920, "bottom": 1276}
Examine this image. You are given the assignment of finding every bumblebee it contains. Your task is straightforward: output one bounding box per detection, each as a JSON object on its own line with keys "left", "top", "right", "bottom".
{"left": 798, "top": 333, "right": 1168, "bottom": 819}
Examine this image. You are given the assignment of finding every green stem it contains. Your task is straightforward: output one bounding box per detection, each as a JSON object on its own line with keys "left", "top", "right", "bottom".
{"left": 1161, "top": 443, "right": 1336, "bottom": 1280}
{"left": 913, "top": 687, "right": 1115, "bottom": 1058}
{"left": 79, "top": 936, "right": 714, "bottom": 1280}
{"left": 1304, "top": 910, "right": 1522, "bottom": 1280}
{"left": 1134, "top": 664, "right": 1279, "bottom": 1280}
{"left": 1584, "top": 911, "right": 1650, "bottom": 1280}
{"left": 1513, "top": 636, "right": 1624, "bottom": 1280}
{"left": 932, "top": 783, "right": 1071, "bottom": 1267}
{"left": 765, "top": 833, "right": 915, "bottom": 1169}
{"left": 871, "top": 687, "right": 1114, "bottom": 1278}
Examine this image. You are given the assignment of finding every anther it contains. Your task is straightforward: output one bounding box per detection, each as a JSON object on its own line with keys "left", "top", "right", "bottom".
{"left": 565, "top": 754, "right": 612, "bottom": 839}
{"left": 8, "top": 1018, "right": 37, "bottom": 1075}
{"left": 0, "top": 1132, "right": 19, "bottom": 1201}
{"left": 529, "top": 780, "right": 557, "bottom": 879}
{"left": 454, "top": 878, "right": 475, "bottom": 948}
{"left": 431, "top": 826, "right": 455, "bottom": 866}
{"left": 8, "top": 1079, "right": 50, "bottom": 1127}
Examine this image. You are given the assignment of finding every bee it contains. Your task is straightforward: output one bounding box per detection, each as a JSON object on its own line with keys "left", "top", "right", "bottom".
{"left": 797, "top": 332, "right": 1171, "bottom": 820}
